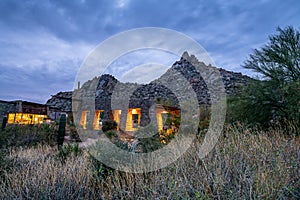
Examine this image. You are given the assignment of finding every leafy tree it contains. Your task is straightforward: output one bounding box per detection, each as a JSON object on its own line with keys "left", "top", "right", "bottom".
{"left": 228, "top": 26, "right": 300, "bottom": 130}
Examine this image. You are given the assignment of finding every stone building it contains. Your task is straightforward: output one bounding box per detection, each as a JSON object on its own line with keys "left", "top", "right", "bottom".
{"left": 0, "top": 100, "right": 49, "bottom": 125}
{"left": 69, "top": 52, "right": 251, "bottom": 133}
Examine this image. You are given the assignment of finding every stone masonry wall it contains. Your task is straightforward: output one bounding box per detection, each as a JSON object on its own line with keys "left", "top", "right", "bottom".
{"left": 47, "top": 52, "right": 252, "bottom": 125}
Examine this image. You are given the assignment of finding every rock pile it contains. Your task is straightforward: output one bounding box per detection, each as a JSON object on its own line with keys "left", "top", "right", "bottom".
{"left": 46, "top": 91, "right": 72, "bottom": 111}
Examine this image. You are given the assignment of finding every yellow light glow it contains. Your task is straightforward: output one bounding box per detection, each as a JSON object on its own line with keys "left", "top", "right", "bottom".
{"left": 80, "top": 110, "right": 90, "bottom": 129}
{"left": 8, "top": 114, "right": 15, "bottom": 124}
{"left": 7, "top": 113, "right": 47, "bottom": 124}
{"left": 112, "top": 110, "right": 122, "bottom": 130}
{"left": 93, "top": 110, "right": 103, "bottom": 130}
{"left": 125, "top": 108, "right": 141, "bottom": 131}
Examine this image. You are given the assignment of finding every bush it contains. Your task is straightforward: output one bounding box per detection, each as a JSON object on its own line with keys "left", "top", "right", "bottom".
{"left": 102, "top": 120, "right": 118, "bottom": 132}
{"left": 104, "top": 130, "right": 118, "bottom": 139}
{"left": 58, "top": 143, "right": 81, "bottom": 161}
{"left": 0, "top": 124, "right": 57, "bottom": 148}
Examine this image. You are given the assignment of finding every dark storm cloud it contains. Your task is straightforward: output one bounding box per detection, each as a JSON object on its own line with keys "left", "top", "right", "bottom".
{"left": 0, "top": 60, "right": 79, "bottom": 103}
{"left": 0, "top": 0, "right": 299, "bottom": 102}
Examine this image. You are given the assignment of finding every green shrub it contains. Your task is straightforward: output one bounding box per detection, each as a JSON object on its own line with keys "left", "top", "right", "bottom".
{"left": 89, "top": 155, "right": 114, "bottom": 181}
{"left": 102, "top": 120, "right": 117, "bottom": 132}
{"left": 104, "top": 130, "right": 118, "bottom": 139}
{"left": 58, "top": 143, "right": 81, "bottom": 161}
{"left": 0, "top": 124, "right": 57, "bottom": 148}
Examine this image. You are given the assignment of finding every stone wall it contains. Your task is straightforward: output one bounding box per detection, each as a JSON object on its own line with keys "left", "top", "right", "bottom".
{"left": 47, "top": 52, "right": 252, "bottom": 125}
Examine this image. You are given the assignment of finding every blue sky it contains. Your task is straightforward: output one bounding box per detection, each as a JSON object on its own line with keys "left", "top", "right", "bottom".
{"left": 0, "top": 0, "right": 299, "bottom": 103}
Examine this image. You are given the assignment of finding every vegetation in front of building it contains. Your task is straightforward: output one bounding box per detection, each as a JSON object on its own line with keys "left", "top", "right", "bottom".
{"left": 0, "top": 123, "right": 299, "bottom": 199}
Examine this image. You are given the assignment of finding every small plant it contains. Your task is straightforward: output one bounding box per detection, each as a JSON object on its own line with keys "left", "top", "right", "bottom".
{"left": 89, "top": 155, "right": 114, "bottom": 181}
{"left": 70, "top": 126, "right": 81, "bottom": 142}
{"left": 66, "top": 113, "right": 74, "bottom": 126}
{"left": 58, "top": 143, "right": 81, "bottom": 161}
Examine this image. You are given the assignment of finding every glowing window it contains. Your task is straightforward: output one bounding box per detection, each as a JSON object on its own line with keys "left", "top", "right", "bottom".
{"left": 125, "top": 108, "right": 141, "bottom": 131}
{"left": 7, "top": 113, "right": 47, "bottom": 124}
{"left": 80, "top": 111, "right": 90, "bottom": 129}
{"left": 7, "top": 113, "right": 15, "bottom": 124}
{"left": 93, "top": 110, "right": 104, "bottom": 130}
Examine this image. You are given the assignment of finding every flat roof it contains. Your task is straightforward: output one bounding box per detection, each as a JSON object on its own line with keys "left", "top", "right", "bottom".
{"left": 0, "top": 99, "right": 47, "bottom": 107}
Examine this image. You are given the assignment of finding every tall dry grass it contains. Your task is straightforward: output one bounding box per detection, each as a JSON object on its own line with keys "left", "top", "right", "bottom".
{"left": 0, "top": 124, "right": 299, "bottom": 199}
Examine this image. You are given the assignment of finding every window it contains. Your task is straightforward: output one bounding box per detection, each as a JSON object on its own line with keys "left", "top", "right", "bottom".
{"left": 7, "top": 113, "right": 47, "bottom": 124}
{"left": 80, "top": 111, "right": 90, "bottom": 129}
{"left": 93, "top": 110, "right": 104, "bottom": 130}
{"left": 132, "top": 114, "right": 139, "bottom": 128}
{"left": 112, "top": 110, "right": 121, "bottom": 130}
{"left": 125, "top": 108, "right": 141, "bottom": 131}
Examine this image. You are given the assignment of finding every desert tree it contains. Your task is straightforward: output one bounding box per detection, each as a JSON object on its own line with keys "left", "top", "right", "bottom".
{"left": 228, "top": 26, "right": 300, "bottom": 131}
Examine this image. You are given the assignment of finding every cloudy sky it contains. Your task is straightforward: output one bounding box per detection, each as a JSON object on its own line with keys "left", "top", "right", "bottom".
{"left": 0, "top": 0, "right": 299, "bottom": 103}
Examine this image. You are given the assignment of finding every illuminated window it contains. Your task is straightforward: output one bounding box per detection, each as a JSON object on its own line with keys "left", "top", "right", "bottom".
{"left": 125, "top": 108, "right": 141, "bottom": 131}
{"left": 155, "top": 106, "right": 180, "bottom": 132}
{"left": 93, "top": 110, "right": 104, "bottom": 130}
{"left": 7, "top": 113, "right": 47, "bottom": 124}
{"left": 112, "top": 110, "right": 121, "bottom": 130}
{"left": 8, "top": 113, "right": 15, "bottom": 124}
{"left": 80, "top": 111, "right": 90, "bottom": 129}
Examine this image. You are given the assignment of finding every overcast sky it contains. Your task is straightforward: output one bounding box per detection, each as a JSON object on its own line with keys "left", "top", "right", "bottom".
{"left": 0, "top": 0, "right": 299, "bottom": 103}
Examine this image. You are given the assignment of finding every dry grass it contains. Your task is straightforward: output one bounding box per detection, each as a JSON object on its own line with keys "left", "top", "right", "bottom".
{"left": 0, "top": 124, "right": 299, "bottom": 199}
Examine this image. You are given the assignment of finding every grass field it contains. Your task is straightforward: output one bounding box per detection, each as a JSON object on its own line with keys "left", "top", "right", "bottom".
{"left": 0, "top": 123, "right": 299, "bottom": 199}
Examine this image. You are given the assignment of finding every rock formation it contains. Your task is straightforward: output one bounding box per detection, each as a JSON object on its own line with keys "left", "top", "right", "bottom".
{"left": 46, "top": 52, "right": 252, "bottom": 113}
{"left": 46, "top": 91, "right": 72, "bottom": 111}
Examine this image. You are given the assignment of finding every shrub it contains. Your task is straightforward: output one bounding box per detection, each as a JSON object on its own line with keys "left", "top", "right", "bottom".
{"left": 102, "top": 120, "right": 118, "bottom": 132}
{"left": 58, "top": 143, "right": 81, "bottom": 161}
{"left": 0, "top": 124, "right": 57, "bottom": 148}
{"left": 104, "top": 130, "right": 118, "bottom": 139}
